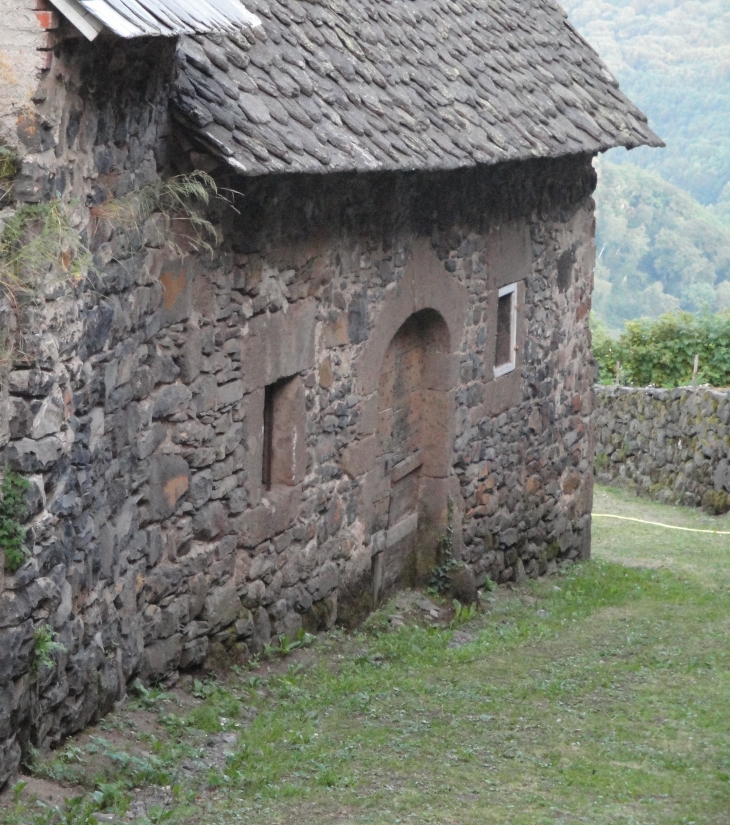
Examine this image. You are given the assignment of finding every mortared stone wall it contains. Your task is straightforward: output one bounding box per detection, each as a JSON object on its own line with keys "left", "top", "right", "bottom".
{"left": 0, "top": 33, "right": 596, "bottom": 786}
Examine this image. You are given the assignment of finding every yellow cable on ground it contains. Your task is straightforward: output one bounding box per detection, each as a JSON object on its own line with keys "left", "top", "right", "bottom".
{"left": 593, "top": 513, "right": 730, "bottom": 535}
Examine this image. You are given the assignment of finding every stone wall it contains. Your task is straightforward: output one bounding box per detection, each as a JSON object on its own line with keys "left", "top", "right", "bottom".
{"left": 0, "top": 32, "right": 179, "bottom": 787}
{"left": 0, "top": 31, "right": 597, "bottom": 787}
{"left": 594, "top": 386, "right": 730, "bottom": 512}
{"left": 0, "top": 0, "right": 59, "bottom": 147}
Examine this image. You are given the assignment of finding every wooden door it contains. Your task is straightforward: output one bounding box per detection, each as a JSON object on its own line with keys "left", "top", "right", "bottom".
{"left": 371, "top": 308, "right": 454, "bottom": 603}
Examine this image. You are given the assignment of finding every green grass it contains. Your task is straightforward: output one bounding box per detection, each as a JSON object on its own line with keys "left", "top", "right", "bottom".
{"left": 3, "top": 485, "right": 730, "bottom": 824}
{"left": 593, "top": 484, "right": 730, "bottom": 588}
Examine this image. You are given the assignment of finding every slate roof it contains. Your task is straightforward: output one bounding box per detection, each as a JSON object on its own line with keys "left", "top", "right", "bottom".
{"left": 171, "top": 0, "right": 663, "bottom": 177}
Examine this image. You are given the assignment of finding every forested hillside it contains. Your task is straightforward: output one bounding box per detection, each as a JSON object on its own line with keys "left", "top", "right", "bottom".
{"left": 593, "top": 162, "right": 730, "bottom": 328}
{"left": 562, "top": 0, "right": 730, "bottom": 329}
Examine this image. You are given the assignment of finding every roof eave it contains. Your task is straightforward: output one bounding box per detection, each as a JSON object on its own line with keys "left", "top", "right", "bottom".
{"left": 50, "top": 0, "right": 261, "bottom": 41}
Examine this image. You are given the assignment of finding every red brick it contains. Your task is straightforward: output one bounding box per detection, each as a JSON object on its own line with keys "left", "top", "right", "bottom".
{"left": 35, "top": 10, "right": 59, "bottom": 28}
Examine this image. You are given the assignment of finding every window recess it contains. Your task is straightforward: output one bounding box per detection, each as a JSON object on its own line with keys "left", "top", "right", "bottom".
{"left": 262, "top": 374, "right": 304, "bottom": 489}
{"left": 494, "top": 282, "right": 517, "bottom": 378}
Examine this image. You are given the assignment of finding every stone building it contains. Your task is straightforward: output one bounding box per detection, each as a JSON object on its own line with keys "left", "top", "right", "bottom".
{"left": 0, "top": 0, "right": 660, "bottom": 786}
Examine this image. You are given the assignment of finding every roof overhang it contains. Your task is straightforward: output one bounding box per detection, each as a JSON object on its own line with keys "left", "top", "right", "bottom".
{"left": 50, "top": 0, "right": 261, "bottom": 40}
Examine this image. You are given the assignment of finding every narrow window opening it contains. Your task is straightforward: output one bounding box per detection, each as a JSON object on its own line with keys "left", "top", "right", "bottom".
{"left": 494, "top": 283, "right": 517, "bottom": 378}
{"left": 261, "top": 374, "right": 303, "bottom": 490}
{"left": 262, "top": 383, "right": 275, "bottom": 490}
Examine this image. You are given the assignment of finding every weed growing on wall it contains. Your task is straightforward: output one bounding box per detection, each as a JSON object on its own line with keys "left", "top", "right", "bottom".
{"left": 0, "top": 145, "right": 19, "bottom": 180}
{"left": 0, "top": 199, "right": 88, "bottom": 302}
{"left": 0, "top": 172, "right": 223, "bottom": 307}
{"left": 429, "top": 498, "right": 461, "bottom": 594}
{"left": 0, "top": 143, "right": 19, "bottom": 204}
{"left": 263, "top": 628, "right": 316, "bottom": 659}
{"left": 593, "top": 311, "right": 730, "bottom": 387}
{"left": 0, "top": 327, "right": 14, "bottom": 377}
{"left": 31, "top": 625, "right": 65, "bottom": 675}
{"left": 0, "top": 171, "right": 227, "bottom": 378}
{"left": 92, "top": 171, "right": 226, "bottom": 257}
{"left": 0, "top": 469, "right": 29, "bottom": 573}
{"left": 449, "top": 599, "right": 477, "bottom": 629}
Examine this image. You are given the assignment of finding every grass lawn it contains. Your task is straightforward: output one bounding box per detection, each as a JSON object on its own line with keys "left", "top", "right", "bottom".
{"left": 3, "top": 485, "right": 730, "bottom": 824}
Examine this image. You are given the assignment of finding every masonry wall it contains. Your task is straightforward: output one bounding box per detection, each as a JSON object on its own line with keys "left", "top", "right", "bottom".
{"left": 0, "top": 0, "right": 59, "bottom": 148}
{"left": 0, "top": 31, "right": 596, "bottom": 787}
{"left": 594, "top": 386, "right": 730, "bottom": 512}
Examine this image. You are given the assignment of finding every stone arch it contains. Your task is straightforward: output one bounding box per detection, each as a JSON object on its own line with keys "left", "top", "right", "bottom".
{"left": 371, "top": 308, "right": 453, "bottom": 603}
{"left": 338, "top": 238, "right": 469, "bottom": 616}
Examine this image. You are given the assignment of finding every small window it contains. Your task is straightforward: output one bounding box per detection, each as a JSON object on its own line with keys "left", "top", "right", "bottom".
{"left": 262, "top": 382, "right": 276, "bottom": 490}
{"left": 494, "top": 282, "right": 517, "bottom": 378}
{"left": 262, "top": 375, "right": 305, "bottom": 489}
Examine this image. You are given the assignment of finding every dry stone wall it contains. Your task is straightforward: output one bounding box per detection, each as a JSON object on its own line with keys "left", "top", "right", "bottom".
{"left": 0, "top": 32, "right": 596, "bottom": 787}
{"left": 594, "top": 386, "right": 730, "bottom": 512}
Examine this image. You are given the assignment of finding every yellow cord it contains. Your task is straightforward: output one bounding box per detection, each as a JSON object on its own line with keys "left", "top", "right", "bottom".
{"left": 593, "top": 513, "right": 730, "bottom": 535}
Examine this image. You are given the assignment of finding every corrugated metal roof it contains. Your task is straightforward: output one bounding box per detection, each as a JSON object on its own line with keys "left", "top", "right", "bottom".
{"left": 52, "top": 0, "right": 261, "bottom": 39}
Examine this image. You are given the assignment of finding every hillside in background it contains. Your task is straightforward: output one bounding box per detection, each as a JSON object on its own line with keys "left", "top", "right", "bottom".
{"left": 562, "top": 0, "right": 730, "bottom": 328}
{"left": 594, "top": 161, "right": 730, "bottom": 329}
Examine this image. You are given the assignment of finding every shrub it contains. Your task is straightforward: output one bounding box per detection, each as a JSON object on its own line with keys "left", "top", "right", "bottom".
{"left": 593, "top": 311, "right": 730, "bottom": 388}
{"left": 0, "top": 470, "right": 29, "bottom": 573}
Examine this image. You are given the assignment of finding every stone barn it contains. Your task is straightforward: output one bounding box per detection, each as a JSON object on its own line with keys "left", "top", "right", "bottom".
{"left": 0, "top": 0, "right": 660, "bottom": 785}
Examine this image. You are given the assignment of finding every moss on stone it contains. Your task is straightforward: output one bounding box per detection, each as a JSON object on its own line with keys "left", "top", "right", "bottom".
{"left": 701, "top": 489, "right": 730, "bottom": 516}
{"left": 546, "top": 541, "right": 560, "bottom": 561}
{"left": 304, "top": 595, "right": 340, "bottom": 633}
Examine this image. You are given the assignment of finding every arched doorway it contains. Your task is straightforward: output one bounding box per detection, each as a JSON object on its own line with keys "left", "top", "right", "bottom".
{"left": 372, "top": 309, "right": 451, "bottom": 603}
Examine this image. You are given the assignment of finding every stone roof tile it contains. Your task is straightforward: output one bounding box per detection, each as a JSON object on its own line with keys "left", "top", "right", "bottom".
{"left": 171, "top": 0, "right": 662, "bottom": 176}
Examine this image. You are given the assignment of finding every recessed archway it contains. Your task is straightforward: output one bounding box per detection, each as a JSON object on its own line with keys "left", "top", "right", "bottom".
{"left": 371, "top": 308, "right": 451, "bottom": 603}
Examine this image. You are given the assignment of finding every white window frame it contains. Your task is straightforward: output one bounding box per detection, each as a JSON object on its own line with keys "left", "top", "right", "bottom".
{"left": 494, "top": 282, "right": 517, "bottom": 378}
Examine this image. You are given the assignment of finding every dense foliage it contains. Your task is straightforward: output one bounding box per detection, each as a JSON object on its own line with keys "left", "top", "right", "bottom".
{"left": 563, "top": 0, "right": 730, "bottom": 206}
{"left": 0, "top": 470, "right": 29, "bottom": 573}
{"left": 593, "top": 311, "right": 730, "bottom": 387}
{"left": 562, "top": 0, "right": 730, "bottom": 330}
{"left": 593, "top": 161, "right": 730, "bottom": 328}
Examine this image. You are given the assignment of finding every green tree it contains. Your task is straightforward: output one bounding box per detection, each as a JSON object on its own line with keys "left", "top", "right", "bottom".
{"left": 563, "top": 0, "right": 730, "bottom": 205}
{"left": 592, "top": 161, "right": 730, "bottom": 328}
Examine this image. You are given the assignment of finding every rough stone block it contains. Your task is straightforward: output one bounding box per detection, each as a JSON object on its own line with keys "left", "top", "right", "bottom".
{"left": 143, "top": 634, "right": 182, "bottom": 680}
{"left": 152, "top": 383, "right": 192, "bottom": 419}
{"left": 307, "top": 561, "right": 339, "bottom": 601}
{"left": 4, "top": 436, "right": 63, "bottom": 473}
{"left": 147, "top": 454, "right": 190, "bottom": 520}
{"left": 217, "top": 379, "right": 244, "bottom": 408}
{"left": 30, "top": 387, "right": 67, "bottom": 438}
{"left": 202, "top": 583, "right": 240, "bottom": 631}
{"left": 0, "top": 620, "right": 33, "bottom": 684}
{"left": 178, "top": 327, "right": 203, "bottom": 384}
{"left": 239, "top": 298, "right": 316, "bottom": 390}
{"left": 0, "top": 578, "right": 61, "bottom": 628}
{"left": 159, "top": 261, "right": 192, "bottom": 326}
{"left": 7, "top": 369, "right": 55, "bottom": 397}
{"left": 0, "top": 735, "right": 21, "bottom": 791}
{"left": 192, "top": 500, "right": 228, "bottom": 540}
{"left": 180, "top": 636, "right": 209, "bottom": 669}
